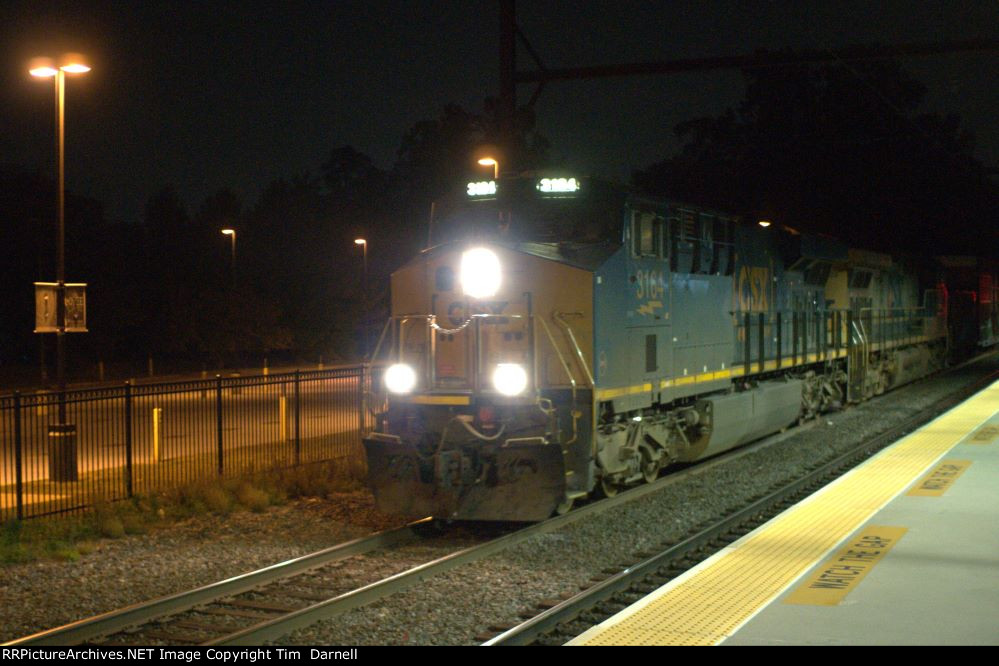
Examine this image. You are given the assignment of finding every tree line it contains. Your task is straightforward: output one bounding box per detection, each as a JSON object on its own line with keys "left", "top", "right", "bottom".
{"left": 1, "top": 59, "right": 994, "bottom": 384}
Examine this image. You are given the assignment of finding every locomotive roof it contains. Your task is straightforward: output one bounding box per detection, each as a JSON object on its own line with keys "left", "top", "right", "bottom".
{"left": 512, "top": 240, "right": 620, "bottom": 271}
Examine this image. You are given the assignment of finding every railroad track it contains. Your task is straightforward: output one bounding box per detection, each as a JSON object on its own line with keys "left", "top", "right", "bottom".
{"left": 482, "top": 366, "right": 999, "bottom": 646}
{"left": 6, "top": 422, "right": 807, "bottom": 647}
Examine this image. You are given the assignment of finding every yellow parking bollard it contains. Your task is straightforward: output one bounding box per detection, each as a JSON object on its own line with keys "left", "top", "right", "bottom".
{"left": 279, "top": 396, "right": 288, "bottom": 442}
{"left": 152, "top": 407, "right": 163, "bottom": 462}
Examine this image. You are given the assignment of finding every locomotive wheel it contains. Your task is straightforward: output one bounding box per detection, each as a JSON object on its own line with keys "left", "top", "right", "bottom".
{"left": 554, "top": 495, "right": 574, "bottom": 515}
{"left": 641, "top": 451, "right": 660, "bottom": 484}
{"left": 600, "top": 475, "right": 619, "bottom": 498}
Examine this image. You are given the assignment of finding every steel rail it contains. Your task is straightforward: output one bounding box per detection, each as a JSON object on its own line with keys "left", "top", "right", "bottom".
{"left": 4, "top": 521, "right": 427, "bottom": 646}
{"left": 484, "top": 365, "right": 999, "bottom": 645}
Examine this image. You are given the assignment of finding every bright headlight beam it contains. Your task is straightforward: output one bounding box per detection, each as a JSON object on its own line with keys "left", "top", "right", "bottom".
{"left": 460, "top": 247, "right": 501, "bottom": 299}
{"left": 493, "top": 363, "right": 528, "bottom": 396}
{"left": 384, "top": 364, "right": 417, "bottom": 394}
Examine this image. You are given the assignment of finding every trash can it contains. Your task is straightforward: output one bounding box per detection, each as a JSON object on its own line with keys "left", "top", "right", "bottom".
{"left": 48, "top": 423, "right": 78, "bottom": 482}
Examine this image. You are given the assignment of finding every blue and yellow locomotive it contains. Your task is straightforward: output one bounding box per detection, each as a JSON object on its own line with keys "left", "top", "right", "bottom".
{"left": 363, "top": 175, "right": 952, "bottom": 521}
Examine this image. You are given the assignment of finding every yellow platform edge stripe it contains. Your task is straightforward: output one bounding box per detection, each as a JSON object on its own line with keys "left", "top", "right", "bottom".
{"left": 571, "top": 378, "right": 999, "bottom": 646}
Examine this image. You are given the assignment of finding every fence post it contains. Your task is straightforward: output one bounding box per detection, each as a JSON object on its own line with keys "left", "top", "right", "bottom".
{"left": 14, "top": 392, "right": 24, "bottom": 521}
{"left": 358, "top": 366, "right": 365, "bottom": 438}
{"left": 216, "top": 374, "right": 224, "bottom": 476}
{"left": 294, "top": 370, "right": 301, "bottom": 465}
{"left": 124, "top": 382, "right": 133, "bottom": 498}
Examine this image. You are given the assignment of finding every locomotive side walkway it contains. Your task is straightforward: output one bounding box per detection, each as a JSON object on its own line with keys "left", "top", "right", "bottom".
{"left": 569, "top": 376, "right": 999, "bottom": 646}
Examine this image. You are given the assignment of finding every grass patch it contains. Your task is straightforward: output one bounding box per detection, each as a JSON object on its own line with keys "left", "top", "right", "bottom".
{"left": 0, "top": 458, "right": 369, "bottom": 565}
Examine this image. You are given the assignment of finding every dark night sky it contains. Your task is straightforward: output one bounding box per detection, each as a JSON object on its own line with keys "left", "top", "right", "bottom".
{"left": 1, "top": 0, "right": 998, "bottom": 224}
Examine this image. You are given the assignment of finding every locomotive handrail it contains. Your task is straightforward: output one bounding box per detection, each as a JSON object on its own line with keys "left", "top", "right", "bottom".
{"left": 534, "top": 316, "right": 583, "bottom": 448}
{"left": 368, "top": 317, "right": 395, "bottom": 364}
{"left": 553, "top": 311, "right": 596, "bottom": 388}
{"left": 535, "top": 317, "right": 579, "bottom": 397}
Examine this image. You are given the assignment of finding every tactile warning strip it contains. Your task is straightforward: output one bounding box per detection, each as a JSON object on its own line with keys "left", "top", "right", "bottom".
{"left": 573, "top": 380, "right": 999, "bottom": 645}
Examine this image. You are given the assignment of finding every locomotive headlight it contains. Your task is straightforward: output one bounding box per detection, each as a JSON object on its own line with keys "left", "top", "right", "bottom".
{"left": 460, "top": 247, "right": 501, "bottom": 299}
{"left": 384, "top": 364, "right": 417, "bottom": 394}
{"left": 492, "top": 363, "right": 528, "bottom": 396}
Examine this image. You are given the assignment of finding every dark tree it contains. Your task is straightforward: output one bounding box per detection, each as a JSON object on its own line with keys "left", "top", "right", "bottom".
{"left": 633, "top": 58, "right": 997, "bottom": 255}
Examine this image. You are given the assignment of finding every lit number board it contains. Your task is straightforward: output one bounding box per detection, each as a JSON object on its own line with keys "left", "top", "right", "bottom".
{"left": 536, "top": 177, "right": 580, "bottom": 194}
{"left": 467, "top": 180, "right": 497, "bottom": 197}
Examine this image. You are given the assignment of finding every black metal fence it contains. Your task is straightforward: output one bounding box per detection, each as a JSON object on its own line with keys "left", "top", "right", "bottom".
{"left": 0, "top": 367, "right": 372, "bottom": 522}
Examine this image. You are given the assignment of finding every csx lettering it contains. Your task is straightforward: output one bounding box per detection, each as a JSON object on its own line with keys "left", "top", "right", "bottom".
{"left": 737, "top": 265, "right": 770, "bottom": 311}
{"left": 447, "top": 300, "right": 509, "bottom": 326}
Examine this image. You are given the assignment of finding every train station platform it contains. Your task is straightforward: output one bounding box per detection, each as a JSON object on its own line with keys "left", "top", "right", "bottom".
{"left": 569, "top": 378, "right": 999, "bottom": 646}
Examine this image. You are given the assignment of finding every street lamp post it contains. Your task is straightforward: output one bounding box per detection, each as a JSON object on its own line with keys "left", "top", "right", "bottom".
{"left": 354, "top": 238, "right": 368, "bottom": 357}
{"left": 221, "top": 228, "right": 237, "bottom": 289}
{"left": 30, "top": 54, "right": 90, "bottom": 482}
{"left": 220, "top": 228, "right": 238, "bottom": 369}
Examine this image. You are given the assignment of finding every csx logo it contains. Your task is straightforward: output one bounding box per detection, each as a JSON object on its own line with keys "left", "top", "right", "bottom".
{"left": 447, "top": 300, "right": 509, "bottom": 326}
{"left": 737, "top": 266, "right": 771, "bottom": 311}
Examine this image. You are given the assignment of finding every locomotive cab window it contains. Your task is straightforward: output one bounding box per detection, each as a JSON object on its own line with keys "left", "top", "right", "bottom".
{"left": 631, "top": 211, "right": 661, "bottom": 258}
{"left": 848, "top": 269, "right": 873, "bottom": 289}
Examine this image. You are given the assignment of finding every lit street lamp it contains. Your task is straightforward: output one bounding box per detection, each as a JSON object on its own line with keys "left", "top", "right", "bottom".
{"left": 477, "top": 156, "right": 499, "bottom": 179}
{"left": 355, "top": 238, "right": 368, "bottom": 357}
{"left": 221, "top": 228, "right": 237, "bottom": 288}
{"left": 30, "top": 54, "right": 90, "bottom": 481}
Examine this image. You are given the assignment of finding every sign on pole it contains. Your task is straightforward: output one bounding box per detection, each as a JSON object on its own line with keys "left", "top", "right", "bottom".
{"left": 34, "top": 282, "right": 88, "bottom": 333}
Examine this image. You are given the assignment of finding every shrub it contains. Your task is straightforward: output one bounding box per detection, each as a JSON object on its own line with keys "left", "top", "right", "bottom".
{"left": 235, "top": 484, "right": 270, "bottom": 512}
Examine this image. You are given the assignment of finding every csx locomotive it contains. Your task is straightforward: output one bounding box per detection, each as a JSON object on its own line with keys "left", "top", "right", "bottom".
{"left": 362, "top": 175, "right": 997, "bottom": 521}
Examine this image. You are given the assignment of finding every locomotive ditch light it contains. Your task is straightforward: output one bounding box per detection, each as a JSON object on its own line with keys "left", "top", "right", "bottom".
{"left": 384, "top": 363, "right": 417, "bottom": 394}
{"left": 492, "top": 363, "right": 528, "bottom": 397}
{"left": 460, "top": 247, "right": 501, "bottom": 299}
